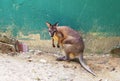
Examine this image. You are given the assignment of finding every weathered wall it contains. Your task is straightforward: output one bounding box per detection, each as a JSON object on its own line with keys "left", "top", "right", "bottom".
{"left": 0, "top": 0, "right": 120, "bottom": 39}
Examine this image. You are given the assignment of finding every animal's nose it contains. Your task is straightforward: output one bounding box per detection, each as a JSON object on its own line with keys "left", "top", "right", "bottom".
{"left": 51, "top": 34, "right": 54, "bottom": 37}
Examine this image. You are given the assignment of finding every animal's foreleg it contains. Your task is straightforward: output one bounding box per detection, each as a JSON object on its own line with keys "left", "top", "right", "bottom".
{"left": 52, "top": 38, "right": 55, "bottom": 47}
{"left": 57, "top": 39, "right": 60, "bottom": 48}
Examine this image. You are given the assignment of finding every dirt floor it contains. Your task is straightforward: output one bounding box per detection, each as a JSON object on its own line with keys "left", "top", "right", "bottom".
{"left": 0, "top": 35, "right": 120, "bottom": 81}
{"left": 0, "top": 51, "right": 120, "bottom": 81}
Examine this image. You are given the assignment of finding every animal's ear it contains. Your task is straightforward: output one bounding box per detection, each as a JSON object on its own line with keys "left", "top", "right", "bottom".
{"left": 54, "top": 22, "right": 59, "bottom": 26}
{"left": 46, "top": 22, "right": 51, "bottom": 28}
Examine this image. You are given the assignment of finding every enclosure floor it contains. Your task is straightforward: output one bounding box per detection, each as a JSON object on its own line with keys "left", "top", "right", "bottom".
{"left": 0, "top": 52, "right": 120, "bottom": 81}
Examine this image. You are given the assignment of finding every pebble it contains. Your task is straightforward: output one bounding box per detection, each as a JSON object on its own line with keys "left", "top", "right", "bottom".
{"left": 39, "top": 59, "right": 47, "bottom": 63}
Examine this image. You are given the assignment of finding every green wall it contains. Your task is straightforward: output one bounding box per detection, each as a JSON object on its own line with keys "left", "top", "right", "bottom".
{"left": 0, "top": 0, "right": 120, "bottom": 39}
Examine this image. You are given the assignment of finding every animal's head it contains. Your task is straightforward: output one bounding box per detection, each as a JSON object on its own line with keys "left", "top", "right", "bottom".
{"left": 46, "top": 22, "right": 58, "bottom": 37}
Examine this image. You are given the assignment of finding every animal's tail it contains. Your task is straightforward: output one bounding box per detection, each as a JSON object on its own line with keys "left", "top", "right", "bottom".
{"left": 79, "top": 53, "right": 96, "bottom": 76}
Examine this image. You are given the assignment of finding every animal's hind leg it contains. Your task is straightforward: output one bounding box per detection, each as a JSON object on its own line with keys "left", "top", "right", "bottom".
{"left": 56, "top": 38, "right": 74, "bottom": 61}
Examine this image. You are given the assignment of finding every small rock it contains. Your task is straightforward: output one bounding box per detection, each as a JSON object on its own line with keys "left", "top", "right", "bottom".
{"left": 111, "top": 67, "right": 115, "bottom": 71}
{"left": 29, "top": 49, "right": 35, "bottom": 53}
{"left": 99, "top": 79, "right": 102, "bottom": 81}
{"left": 63, "top": 65, "right": 69, "bottom": 68}
{"left": 73, "top": 66, "right": 77, "bottom": 69}
{"left": 34, "top": 50, "right": 42, "bottom": 55}
{"left": 35, "top": 77, "right": 41, "bottom": 81}
{"left": 28, "top": 59, "right": 32, "bottom": 62}
{"left": 70, "top": 79, "right": 73, "bottom": 81}
{"left": 105, "top": 79, "right": 108, "bottom": 81}
{"left": 27, "top": 55, "right": 31, "bottom": 59}
{"left": 40, "top": 59, "right": 47, "bottom": 63}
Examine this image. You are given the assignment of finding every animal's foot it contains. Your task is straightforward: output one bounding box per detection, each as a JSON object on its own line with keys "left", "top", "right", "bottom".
{"left": 56, "top": 56, "right": 70, "bottom": 61}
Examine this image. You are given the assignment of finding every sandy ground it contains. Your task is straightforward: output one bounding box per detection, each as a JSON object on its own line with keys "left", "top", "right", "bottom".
{"left": 0, "top": 51, "right": 120, "bottom": 81}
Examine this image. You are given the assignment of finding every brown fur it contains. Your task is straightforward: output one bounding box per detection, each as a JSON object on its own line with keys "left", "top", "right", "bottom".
{"left": 46, "top": 22, "right": 96, "bottom": 76}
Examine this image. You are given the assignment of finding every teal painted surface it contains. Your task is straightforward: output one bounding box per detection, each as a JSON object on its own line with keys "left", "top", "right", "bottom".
{"left": 0, "top": 0, "right": 120, "bottom": 39}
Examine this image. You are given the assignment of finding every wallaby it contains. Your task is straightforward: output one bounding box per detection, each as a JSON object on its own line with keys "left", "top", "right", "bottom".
{"left": 46, "top": 22, "right": 96, "bottom": 76}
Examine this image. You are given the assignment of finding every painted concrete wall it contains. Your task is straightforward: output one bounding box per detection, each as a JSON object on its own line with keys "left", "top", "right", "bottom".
{"left": 0, "top": 0, "right": 120, "bottom": 39}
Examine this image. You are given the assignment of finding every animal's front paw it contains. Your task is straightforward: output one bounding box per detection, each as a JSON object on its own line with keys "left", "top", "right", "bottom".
{"left": 57, "top": 44, "right": 60, "bottom": 48}
{"left": 52, "top": 44, "right": 55, "bottom": 48}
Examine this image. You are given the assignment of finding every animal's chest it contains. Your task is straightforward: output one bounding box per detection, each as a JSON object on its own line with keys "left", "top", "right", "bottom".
{"left": 53, "top": 34, "right": 59, "bottom": 42}
{"left": 53, "top": 32, "right": 64, "bottom": 41}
